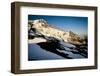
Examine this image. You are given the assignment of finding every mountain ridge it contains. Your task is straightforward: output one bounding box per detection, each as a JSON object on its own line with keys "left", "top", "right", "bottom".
{"left": 28, "top": 19, "right": 86, "bottom": 45}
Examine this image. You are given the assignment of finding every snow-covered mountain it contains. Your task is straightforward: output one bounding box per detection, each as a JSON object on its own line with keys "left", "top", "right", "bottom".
{"left": 28, "top": 19, "right": 85, "bottom": 45}
{"left": 28, "top": 19, "right": 88, "bottom": 60}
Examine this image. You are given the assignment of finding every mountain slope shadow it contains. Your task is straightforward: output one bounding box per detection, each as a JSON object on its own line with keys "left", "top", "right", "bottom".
{"left": 37, "top": 38, "right": 72, "bottom": 59}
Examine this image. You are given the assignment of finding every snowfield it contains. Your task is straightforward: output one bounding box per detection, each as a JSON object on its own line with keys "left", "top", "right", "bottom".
{"left": 28, "top": 38, "right": 87, "bottom": 60}
{"left": 28, "top": 38, "right": 47, "bottom": 43}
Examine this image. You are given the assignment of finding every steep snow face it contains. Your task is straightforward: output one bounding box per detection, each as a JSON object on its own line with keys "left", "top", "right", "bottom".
{"left": 29, "top": 19, "right": 69, "bottom": 42}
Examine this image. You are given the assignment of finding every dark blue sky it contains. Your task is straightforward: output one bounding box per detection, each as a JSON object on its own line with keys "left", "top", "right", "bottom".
{"left": 28, "top": 15, "right": 88, "bottom": 35}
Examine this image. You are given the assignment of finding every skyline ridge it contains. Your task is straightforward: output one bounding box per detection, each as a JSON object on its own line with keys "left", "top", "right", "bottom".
{"left": 28, "top": 15, "right": 88, "bottom": 35}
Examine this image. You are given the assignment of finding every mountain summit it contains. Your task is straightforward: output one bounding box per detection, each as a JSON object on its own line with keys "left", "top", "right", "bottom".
{"left": 28, "top": 19, "right": 85, "bottom": 45}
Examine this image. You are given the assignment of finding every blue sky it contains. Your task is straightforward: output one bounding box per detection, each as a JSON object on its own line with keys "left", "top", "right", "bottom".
{"left": 28, "top": 15, "right": 88, "bottom": 35}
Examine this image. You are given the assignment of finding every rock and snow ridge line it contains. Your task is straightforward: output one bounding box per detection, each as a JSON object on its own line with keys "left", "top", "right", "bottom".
{"left": 28, "top": 19, "right": 87, "bottom": 45}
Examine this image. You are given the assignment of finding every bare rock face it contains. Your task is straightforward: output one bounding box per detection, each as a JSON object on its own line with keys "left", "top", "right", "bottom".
{"left": 67, "top": 31, "right": 84, "bottom": 45}
{"left": 28, "top": 19, "right": 84, "bottom": 45}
